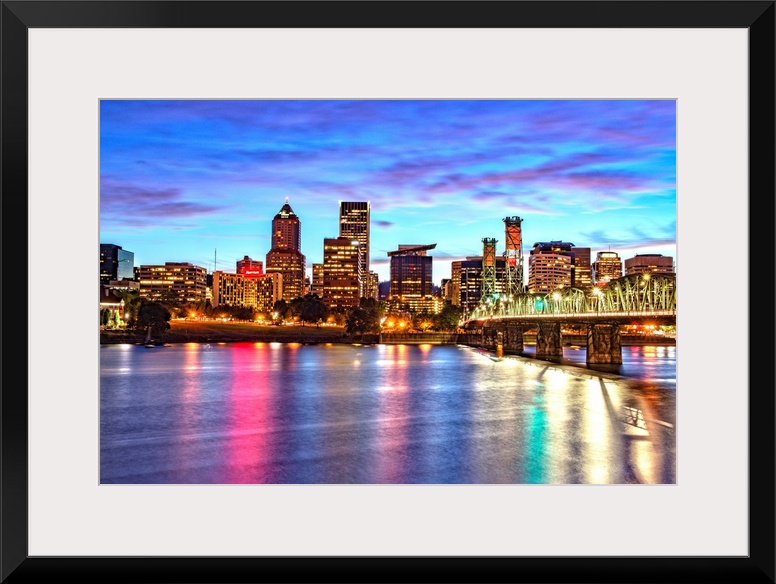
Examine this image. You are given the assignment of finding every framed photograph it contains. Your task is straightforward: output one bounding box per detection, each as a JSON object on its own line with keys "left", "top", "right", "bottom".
{"left": 2, "top": 1, "right": 773, "bottom": 582}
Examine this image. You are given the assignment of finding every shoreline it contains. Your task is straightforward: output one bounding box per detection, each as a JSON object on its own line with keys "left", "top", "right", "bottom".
{"left": 100, "top": 330, "right": 675, "bottom": 347}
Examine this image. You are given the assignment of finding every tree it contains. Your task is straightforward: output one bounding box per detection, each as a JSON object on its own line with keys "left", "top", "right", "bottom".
{"left": 298, "top": 294, "right": 329, "bottom": 327}
{"left": 412, "top": 310, "right": 433, "bottom": 331}
{"left": 116, "top": 289, "right": 142, "bottom": 328}
{"left": 345, "top": 308, "right": 371, "bottom": 337}
{"left": 100, "top": 308, "right": 111, "bottom": 327}
{"left": 330, "top": 309, "right": 348, "bottom": 326}
{"left": 433, "top": 301, "right": 463, "bottom": 331}
{"left": 136, "top": 302, "right": 172, "bottom": 339}
{"left": 232, "top": 305, "right": 255, "bottom": 321}
{"left": 346, "top": 298, "right": 381, "bottom": 337}
{"left": 273, "top": 299, "right": 289, "bottom": 322}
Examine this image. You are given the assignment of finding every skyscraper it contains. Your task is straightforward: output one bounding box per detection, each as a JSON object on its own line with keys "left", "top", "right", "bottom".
{"left": 592, "top": 250, "right": 623, "bottom": 285}
{"left": 338, "top": 201, "right": 370, "bottom": 298}
{"left": 265, "top": 198, "right": 306, "bottom": 302}
{"left": 100, "top": 243, "right": 134, "bottom": 284}
{"left": 388, "top": 244, "right": 435, "bottom": 312}
{"left": 452, "top": 256, "right": 507, "bottom": 318}
{"left": 571, "top": 246, "right": 593, "bottom": 288}
{"left": 527, "top": 241, "right": 574, "bottom": 293}
{"left": 311, "top": 263, "right": 324, "bottom": 298}
{"left": 322, "top": 236, "right": 361, "bottom": 309}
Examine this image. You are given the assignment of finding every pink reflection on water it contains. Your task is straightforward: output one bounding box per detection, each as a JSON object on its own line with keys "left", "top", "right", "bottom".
{"left": 172, "top": 344, "right": 204, "bottom": 482}
{"left": 373, "top": 344, "right": 411, "bottom": 483}
{"left": 223, "top": 342, "right": 273, "bottom": 483}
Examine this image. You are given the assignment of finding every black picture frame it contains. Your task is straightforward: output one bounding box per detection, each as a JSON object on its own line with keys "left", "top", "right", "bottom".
{"left": 2, "top": 1, "right": 773, "bottom": 582}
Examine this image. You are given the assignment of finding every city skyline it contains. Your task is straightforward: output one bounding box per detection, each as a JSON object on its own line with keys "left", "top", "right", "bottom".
{"left": 99, "top": 99, "right": 677, "bottom": 285}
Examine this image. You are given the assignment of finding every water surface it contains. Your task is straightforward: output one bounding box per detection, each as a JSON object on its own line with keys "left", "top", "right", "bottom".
{"left": 100, "top": 343, "right": 676, "bottom": 484}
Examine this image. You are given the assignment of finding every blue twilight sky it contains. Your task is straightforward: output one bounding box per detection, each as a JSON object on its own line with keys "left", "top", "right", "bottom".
{"left": 99, "top": 99, "right": 676, "bottom": 286}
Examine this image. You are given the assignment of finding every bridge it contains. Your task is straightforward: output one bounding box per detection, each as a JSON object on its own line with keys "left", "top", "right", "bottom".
{"left": 460, "top": 273, "right": 676, "bottom": 365}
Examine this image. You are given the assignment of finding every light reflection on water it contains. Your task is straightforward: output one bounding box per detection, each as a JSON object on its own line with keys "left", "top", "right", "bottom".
{"left": 100, "top": 343, "right": 675, "bottom": 485}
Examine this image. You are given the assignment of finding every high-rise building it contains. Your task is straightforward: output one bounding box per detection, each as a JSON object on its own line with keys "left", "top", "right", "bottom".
{"left": 388, "top": 244, "right": 435, "bottom": 312}
{"left": 322, "top": 236, "right": 362, "bottom": 309}
{"left": 338, "top": 201, "right": 370, "bottom": 297}
{"left": 265, "top": 199, "right": 306, "bottom": 302}
{"left": 451, "top": 256, "right": 507, "bottom": 318}
{"left": 571, "top": 246, "right": 593, "bottom": 288}
{"left": 212, "top": 270, "right": 282, "bottom": 312}
{"left": 256, "top": 273, "right": 283, "bottom": 313}
{"left": 592, "top": 251, "right": 623, "bottom": 285}
{"left": 624, "top": 254, "right": 675, "bottom": 275}
{"left": 100, "top": 243, "right": 134, "bottom": 284}
{"left": 236, "top": 255, "right": 263, "bottom": 277}
{"left": 212, "top": 271, "right": 256, "bottom": 308}
{"left": 368, "top": 271, "right": 380, "bottom": 301}
{"left": 440, "top": 278, "right": 452, "bottom": 301}
{"left": 526, "top": 241, "right": 592, "bottom": 292}
{"left": 138, "top": 262, "right": 207, "bottom": 303}
{"left": 527, "top": 241, "right": 574, "bottom": 293}
{"left": 311, "top": 263, "right": 324, "bottom": 298}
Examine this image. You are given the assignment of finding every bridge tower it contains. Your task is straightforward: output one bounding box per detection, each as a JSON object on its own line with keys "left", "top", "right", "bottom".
{"left": 481, "top": 237, "right": 498, "bottom": 302}
{"left": 503, "top": 216, "right": 524, "bottom": 297}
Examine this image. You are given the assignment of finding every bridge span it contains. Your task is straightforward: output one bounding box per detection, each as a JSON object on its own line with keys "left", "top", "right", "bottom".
{"left": 460, "top": 273, "right": 676, "bottom": 365}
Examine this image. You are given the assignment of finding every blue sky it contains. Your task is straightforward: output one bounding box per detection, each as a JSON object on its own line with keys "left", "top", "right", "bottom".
{"left": 99, "top": 99, "right": 676, "bottom": 285}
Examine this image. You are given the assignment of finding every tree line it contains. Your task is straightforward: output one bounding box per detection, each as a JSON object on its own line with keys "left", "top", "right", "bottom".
{"left": 104, "top": 289, "right": 462, "bottom": 338}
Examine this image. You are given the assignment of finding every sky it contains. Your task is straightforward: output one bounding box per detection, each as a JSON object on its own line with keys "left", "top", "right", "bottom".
{"left": 99, "top": 99, "right": 676, "bottom": 286}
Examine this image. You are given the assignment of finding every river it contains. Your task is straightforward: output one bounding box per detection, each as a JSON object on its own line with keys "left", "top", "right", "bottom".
{"left": 100, "top": 342, "right": 676, "bottom": 484}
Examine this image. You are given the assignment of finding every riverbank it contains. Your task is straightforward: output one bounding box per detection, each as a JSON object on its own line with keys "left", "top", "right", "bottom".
{"left": 100, "top": 321, "right": 675, "bottom": 346}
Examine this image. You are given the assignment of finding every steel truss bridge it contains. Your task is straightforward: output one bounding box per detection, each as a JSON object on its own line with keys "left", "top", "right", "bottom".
{"left": 461, "top": 273, "right": 676, "bottom": 365}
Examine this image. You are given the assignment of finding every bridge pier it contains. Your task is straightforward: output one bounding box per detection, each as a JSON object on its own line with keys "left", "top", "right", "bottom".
{"left": 503, "top": 323, "right": 524, "bottom": 354}
{"left": 535, "top": 322, "right": 563, "bottom": 360}
{"left": 482, "top": 324, "right": 498, "bottom": 350}
{"left": 465, "top": 331, "right": 481, "bottom": 348}
{"left": 586, "top": 324, "right": 622, "bottom": 364}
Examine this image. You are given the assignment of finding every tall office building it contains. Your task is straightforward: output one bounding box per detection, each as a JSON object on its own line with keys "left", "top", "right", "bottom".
{"left": 100, "top": 243, "right": 134, "bottom": 284}
{"left": 256, "top": 273, "right": 283, "bottom": 313}
{"left": 212, "top": 270, "right": 282, "bottom": 312}
{"left": 138, "top": 262, "right": 207, "bottom": 303}
{"left": 440, "top": 278, "right": 452, "bottom": 302}
{"left": 451, "top": 256, "right": 507, "bottom": 318}
{"left": 265, "top": 199, "right": 306, "bottom": 302}
{"left": 322, "top": 236, "right": 362, "bottom": 309}
{"left": 311, "top": 263, "right": 324, "bottom": 298}
{"left": 592, "top": 250, "right": 623, "bottom": 285}
{"left": 388, "top": 244, "right": 435, "bottom": 312}
{"left": 212, "top": 271, "right": 257, "bottom": 308}
{"left": 571, "top": 246, "right": 593, "bottom": 288}
{"left": 338, "top": 201, "right": 370, "bottom": 297}
{"left": 527, "top": 241, "right": 574, "bottom": 293}
{"left": 624, "top": 253, "right": 675, "bottom": 275}
{"left": 368, "top": 271, "right": 380, "bottom": 301}
{"left": 526, "top": 241, "right": 592, "bottom": 292}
